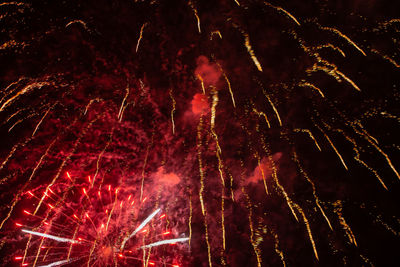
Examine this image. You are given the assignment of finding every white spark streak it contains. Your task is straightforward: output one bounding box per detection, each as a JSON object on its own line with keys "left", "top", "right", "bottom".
{"left": 141, "top": 237, "right": 190, "bottom": 248}
{"left": 22, "top": 229, "right": 79, "bottom": 244}
{"left": 120, "top": 208, "right": 161, "bottom": 250}
{"left": 37, "top": 259, "right": 73, "bottom": 267}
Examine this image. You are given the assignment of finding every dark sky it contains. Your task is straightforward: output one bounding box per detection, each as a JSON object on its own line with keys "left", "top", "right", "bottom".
{"left": 0, "top": 0, "right": 399, "bottom": 266}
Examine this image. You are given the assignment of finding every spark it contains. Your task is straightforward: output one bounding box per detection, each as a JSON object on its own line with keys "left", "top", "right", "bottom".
{"left": 314, "top": 43, "right": 346, "bottom": 57}
{"left": 223, "top": 73, "right": 236, "bottom": 108}
{"left": 352, "top": 124, "right": 400, "bottom": 180}
{"left": 0, "top": 82, "right": 50, "bottom": 112}
{"left": 371, "top": 49, "right": 400, "bottom": 68}
{"left": 320, "top": 26, "right": 366, "bottom": 56}
{"left": 140, "top": 237, "right": 189, "bottom": 249}
{"left": 209, "top": 89, "right": 227, "bottom": 260}
{"left": 66, "top": 20, "right": 89, "bottom": 31}
{"left": 293, "top": 129, "right": 321, "bottom": 151}
{"left": 197, "top": 74, "right": 206, "bottom": 94}
{"left": 243, "top": 32, "right": 263, "bottom": 71}
{"left": 256, "top": 154, "right": 269, "bottom": 195}
{"left": 92, "top": 129, "right": 114, "bottom": 187}
{"left": 333, "top": 201, "right": 357, "bottom": 246}
{"left": 136, "top": 23, "right": 147, "bottom": 53}
{"left": 293, "top": 203, "right": 319, "bottom": 260}
{"left": 264, "top": 2, "right": 301, "bottom": 26}
{"left": 188, "top": 194, "right": 192, "bottom": 249}
{"left": 242, "top": 188, "right": 262, "bottom": 267}
{"left": 318, "top": 126, "right": 348, "bottom": 170}
{"left": 21, "top": 229, "right": 80, "bottom": 244}
{"left": 118, "top": 82, "right": 130, "bottom": 120}
{"left": 271, "top": 231, "right": 286, "bottom": 267}
{"left": 37, "top": 259, "right": 74, "bottom": 267}
{"left": 298, "top": 81, "right": 325, "bottom": 98}
{"left": 210, "top": 30, "right": 222, "bottom": 40}
{"left": 140, "top": 132, "right": 154, "bottom": 201}
{"left": 169, "top": 89, "right": 176, "bottom": 134}
{"left": 264, "top": 92, "right": 282, "bottom": 126}
{"left": 293, "top": 151, "right": 333, "bottom": 230}
{"left": 120, "top": 208, "right": 161, "bottom": 250}
{"left": 189, "top": 1, "right": 201, "bottom": 33}
{"left": 252, "top": 106, "right": 271, "bottom": 128}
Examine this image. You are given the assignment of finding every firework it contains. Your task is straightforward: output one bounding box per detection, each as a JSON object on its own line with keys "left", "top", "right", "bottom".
{"left": 1, "top": 1, "right": 399, "bottom": 267}
{"left": 12, "top": 174, "right": 188, "bottom": 267}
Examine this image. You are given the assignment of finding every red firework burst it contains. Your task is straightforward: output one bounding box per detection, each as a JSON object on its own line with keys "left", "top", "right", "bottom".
{"left": 13, "top": 172, "right": 188, "bottom": 267}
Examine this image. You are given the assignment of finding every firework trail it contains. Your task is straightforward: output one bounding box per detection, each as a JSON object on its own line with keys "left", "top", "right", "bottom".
{"left": 0, "top": 0, "right": 400, "bottom": 266}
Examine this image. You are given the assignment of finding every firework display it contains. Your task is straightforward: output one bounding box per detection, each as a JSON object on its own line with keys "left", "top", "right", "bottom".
{"left": 0, "top": 0, "right": 399, "bottom": 266}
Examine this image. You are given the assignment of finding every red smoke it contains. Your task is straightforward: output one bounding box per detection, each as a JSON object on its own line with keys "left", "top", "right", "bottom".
{"left": 194, "top": 55, "right": 222, "bottom": 87}
{"left": 191, "top": 93, "right": 209, "bottom": 115}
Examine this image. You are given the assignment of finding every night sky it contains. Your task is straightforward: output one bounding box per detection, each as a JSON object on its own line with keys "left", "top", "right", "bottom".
{"left": 0, "top": 0, "right": 399, "bottom": 266}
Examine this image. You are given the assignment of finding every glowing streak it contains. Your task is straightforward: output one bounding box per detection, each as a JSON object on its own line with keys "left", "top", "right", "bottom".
{"left": 37, "top": 259, "right": 73, "bottom": 267}
{"left": 8, "top": 118, "right": 23, "bottom": 132}
{"left": 328, "top": 125, "right": 388, "bottom": 189}
{"left": 141, "top": 237, "right": 189, "bottom": 248}
{"left": 351, "top": 123, "right": 399, "bottom": 181}
{"left": 197, "top": 75, "right": 206, "bottom": 94}
{"left": 263, "top": 140, "right": 298, "bottom": 221}
{"left": 92, "top": 129, "right": 113, "bottom": 187}
{"left": 189, "top": 2, "right": 201, "bottom": 33}
{"left": 208, "top": 61, "right": 236, "bottom": 109}
{"left": 31, "top": 116, "right": 94, "bottom": 216}
{"left": 105, "top": 193, "right": 117, "bottom": 232}
{"left": 169, "top": 89, "right": 176, "bottom": 134}
{"left": 197, "top": 118, "right": 206, "bottom": 215}
{"left": 0, "top": 82, "right": 50, "bottom": 112}
{"left": 252, "top": 107, "right": 271, "bottom": 128}
{"left": 336, "top": 69, "right": 361, "bottom": 91}
{"left": 333, "top": 201, "right": 357, "bottom": 246}
{"left": 188, "top": 194, "right": 192, "bottom": 248}
{"left": 264, "top": 2, "right": 300, "bottom": 26}
{"left": 293, "top": 152, "right": 333, "bottom": 230}
{"left": 66, "top": 19, "right": 88, "bottom": 30}
{"left": 264, "top": 93, "right": 282, "bottom": 126}
{"left": 244, "top": 33, "right": 263, "bottom": 71}
{"left": 320, "top": 26, "right": 366, "bottom": 56}
{"left": 87, "top": 239, "right": 97, "bottom": 267}
{"left": 319, "top": 127, "right": 348, "bottom": 170}
{"left": 210, "top": 30, "right": 222, "bottom": 40}
{"left": 317, "top": 43, "right": 346, "bottom": 57}
{"left": 136, "top": 23, "right": 147, "bottom": 53}
{"left": 67, "top": 226, "right": 79, "bottom": 260}
{"left": 371, "top": 49, "right": 400, "bottom": 68}
{"left": 242, "top": 188, "right": 262, "bottom": 267}
{"left": 294, "top": 129, "right": 321, "bottom": 151}
{"left": 298, "top": 82, "right": 325, "bottom": 98}
{"left": 32, "top": 104, "right": 54, "bottom": 136}
{"left": 120, "top": 208, "right": 161, "bottom": 250}
{"left": 118, "top": 83, "right": 129, "bottom": 120}
{"left": 0, "top": 137, "right": 31, "bottom": 171}
{"left": 209, "top": 91, "right": 227, "bottom": 261}
{"left": 293, "top": 204, "right": 319, "bottom": 260}
{"left": 6, "top": 108, "right": 24, "bottom": 123}
{"left": 196, "top": 118, "right": 212, "bottom": 267}
{"left": 33, "top": 237, "right": 46, "bottom": 267}
{"left": 272, "top": 232, "right": 286, "bottom": 267}
{"left": 84, "top": 98, "right": 101, "bottom": 115}
{"left": 363, "top": 135, "right": 399, "bottom": 180}
{"left": 257, "top": 155, "right": 269, "bottom": 195}
{"left": 22, "top": 230, "right": 79, "bottom": 244}
{"left": 140, "top": 133, "right": 153, "bottom": 201}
